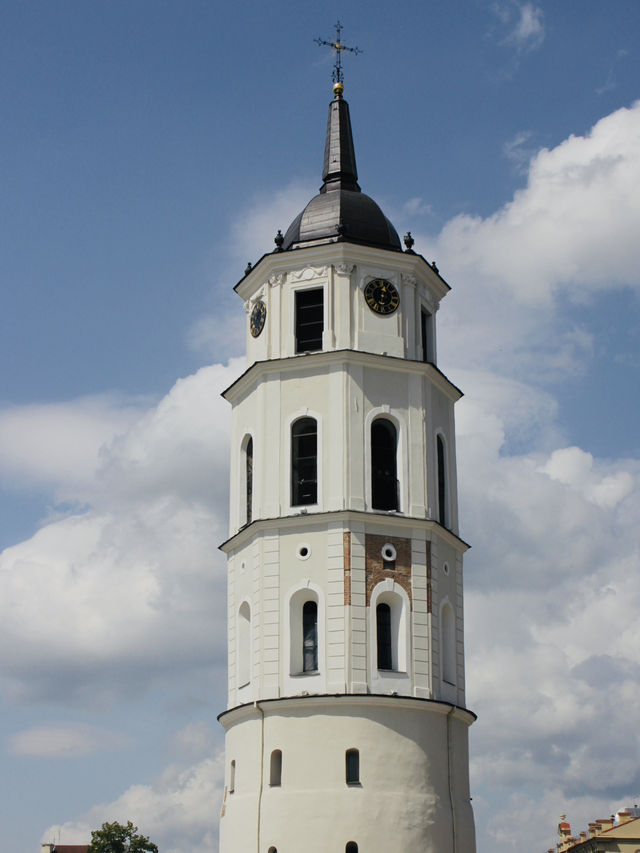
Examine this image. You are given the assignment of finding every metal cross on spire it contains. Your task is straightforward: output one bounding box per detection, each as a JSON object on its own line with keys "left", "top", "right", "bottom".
{"left": 315, "top": 20, "right": 361, "bottom": 89}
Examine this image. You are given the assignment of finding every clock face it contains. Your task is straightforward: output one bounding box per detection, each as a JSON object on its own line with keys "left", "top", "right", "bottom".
{"left": 250, "top": 300, "right": 266, "bottom": 337}
{"left": 364, "top": 278, "right": 400, "bottom": 315}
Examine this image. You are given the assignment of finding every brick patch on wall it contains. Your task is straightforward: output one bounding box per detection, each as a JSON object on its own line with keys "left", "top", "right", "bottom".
{"left": 364, "top": 533, "right": 412, "bottom": 604}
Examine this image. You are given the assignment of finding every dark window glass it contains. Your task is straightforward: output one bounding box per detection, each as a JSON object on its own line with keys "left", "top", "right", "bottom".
{"left": 245, "top": 436, "right": 253, "bottom": 524}
{"left": 269, "top": 749, "right": 282, "bottom": 786}
{"left": 295, "top": 288, "right": 324, "bottom": 353}
{"left": 371, "top": 419, "right": 398, "bottom": 511}
{"left": 437, "top": 434, "right": 447, "bottom": 527}
{"left": 346, "top": 844, "right": 358, "bottom": 853}
{"left": 345, "top": 749, "right": 360, "bottom": 785}
{"left": 376, "top": 603, "right": 393, "bottom": 670}
{"left": 302, "top": 600, "right": 318, "bottom": 672}
{"left": 421, "top": 309, "right": 432, "bottom": 363}
{"left": 291, "top": 418, "right": 317, "bottom": 505}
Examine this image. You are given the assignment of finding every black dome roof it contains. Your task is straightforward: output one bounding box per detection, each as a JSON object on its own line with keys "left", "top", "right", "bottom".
{"left": 282, "top": 93, "right": 401, "bottom": 253}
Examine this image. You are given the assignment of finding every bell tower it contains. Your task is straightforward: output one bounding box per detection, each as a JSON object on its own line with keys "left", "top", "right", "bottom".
{"left": 218, "top": 71, "right": 476, "bottom": 853}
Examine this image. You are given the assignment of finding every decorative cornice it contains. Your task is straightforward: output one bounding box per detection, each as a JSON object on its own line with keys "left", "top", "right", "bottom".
{"left": 218, "top": 692, "right": 477, "bottom": 726}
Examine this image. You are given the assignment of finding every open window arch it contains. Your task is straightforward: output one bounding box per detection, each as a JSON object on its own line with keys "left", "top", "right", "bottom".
{"left": 269, "top": 749, "right": 282, "bottom": 787}
{"left": 289, "top": 411, "right": 322, "bottom": 508}
{"left": 365, "top": 408, "right": 407, "bottom": 513}
{"left": 440, "top": 598, "right": 456, "bottom": 686}
{"left": 346, "top": 844, "right": 358, "bottom": 853}
{"left": 369, "top": 581, "right": 411, "bottom": 676}
{"left": 240, "top": 433, "right": 254, "bottom": 525}
{"left": 236, "top": 600, "right": 252, "bottom": 689}
{"left": 436, "top": 431, "right": 449, "bottom": 528}
{"left": 286, "top": 583, "right": 325, "bottom": 682}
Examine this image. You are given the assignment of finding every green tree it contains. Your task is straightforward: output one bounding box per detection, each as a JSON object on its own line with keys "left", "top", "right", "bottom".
{"left": 87, "top": 820, "right": 158, "bottom": 853}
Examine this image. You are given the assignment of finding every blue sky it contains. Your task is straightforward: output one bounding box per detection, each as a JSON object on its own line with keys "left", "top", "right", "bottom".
{"left": 1, "top": 2, "right": 640, "bottom": 851}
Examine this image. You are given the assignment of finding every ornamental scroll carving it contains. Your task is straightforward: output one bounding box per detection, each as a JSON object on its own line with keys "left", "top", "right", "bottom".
{"left": 268, "top": 273, "right": 285, "bottom": 287}
{"left": 402, "top": 274, "right": 418, "bottom": 288}
{"left": 290, "top": 266, "right": 327, "bottom": 282}
{"left": 334, "top": 263, "right": 354, "bottom": 275}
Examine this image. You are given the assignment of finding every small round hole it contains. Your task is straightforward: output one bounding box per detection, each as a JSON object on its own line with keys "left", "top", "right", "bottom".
{"left": 443, "top": 563, "right": 450, "bottom": 576}
{"left": 381, "top": 543, "right": 396, "bottom": 562}
{"left": 296, "top": 543, "right": 311, "bottom": 560}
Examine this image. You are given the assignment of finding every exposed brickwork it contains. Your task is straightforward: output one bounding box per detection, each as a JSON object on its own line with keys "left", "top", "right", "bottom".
{"left": 343, "top": 531, "right": 351, "bottom": 605}
{"left": 426, "top": 540, "right": 432, "bottom": 614}
{"left": 364, "top": 533, "right": 412, "bottom": 604}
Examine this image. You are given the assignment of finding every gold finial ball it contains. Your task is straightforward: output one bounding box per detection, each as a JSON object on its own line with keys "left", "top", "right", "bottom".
{"left": 333, "top": 81, "right": 344, "bottom": 96}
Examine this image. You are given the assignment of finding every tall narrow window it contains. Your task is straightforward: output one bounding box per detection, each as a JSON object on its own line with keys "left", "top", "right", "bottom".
{"left": 376, "top": 603, "right": 393, "bottom": 670}
{"left": 291, "top": 417, "right": 317, "bottom": 505}
{"left": 346, "top": 844, "right": 358, "bottom": 853}
{"left": 302, "top": 600, "right": 318, "bottom": 672}
{"left": 421, "top": 308, "right": 432, "bottom": 363}
{"left": 442, "top": 602, "right": 456, "bottom": 685}
{"left": 437, "top": 434, "right": 447, "bottom": 527}
{"left": 371, "top": 419, "right": 398, "bottom": 511}
{"left": 345, "top": 749, "right": 360, "bottom": 785}
{"left": 237, "top": 601, "right": 251, "bottom": 688}
{"left": 295, "top": 288, "right": 323, "bottom": 352}
{"left": 244, "top": 436, "right": 253, "bottom": 524}
{"left": 229, "top": 759, "right": 236, "bottom": 793}
{"left": 269, "top": 749, "right": 282, "bottom": 786}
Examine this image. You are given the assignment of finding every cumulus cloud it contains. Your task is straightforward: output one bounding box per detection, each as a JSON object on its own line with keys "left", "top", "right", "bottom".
{"left": 0, "top": 363, "right": 240, "bottom": 706}
{"left": 0, "top": 395, "right": 145, "bottom": 499}
{"left": 9, "top": 723, "right": 130, "bottom": 758}
{"left": 42, "top": 743, "right": 224, "bottom": 853}
{"left": 411, "top": 101, "right": 640, "bottom": 385}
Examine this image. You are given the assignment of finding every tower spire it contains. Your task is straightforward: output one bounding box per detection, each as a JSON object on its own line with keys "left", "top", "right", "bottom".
{"left": 321, "top": 85, "right": 360, "bottom": 193}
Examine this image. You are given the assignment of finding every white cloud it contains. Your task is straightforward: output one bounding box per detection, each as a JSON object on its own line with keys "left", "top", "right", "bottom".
{"left": 0, "top": 363, "right": 240, "bottom": 705}
{"left": 0, "top": 395, "right": 145, "bottom": 499}
{"left": 42, "top": 745, "right": 224, "bottom": 853}
{"left": 9, "top": 723, "right": 129, "bottom": 758}
{"left": 491, "top": 2, "right": 545, "bottom": 55}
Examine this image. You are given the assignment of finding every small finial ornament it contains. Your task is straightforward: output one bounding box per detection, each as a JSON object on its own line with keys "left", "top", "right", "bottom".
{"left": 315, "top": 21, "right": 361, "bottom": 93}
{"left": 431, "top": 260, "right": 439, "bottom": 274}
{"left": 245, "top": 261, "right": 253, "bottom": 275}
{"left": 403, "top": 232, "right": 415, "bottom": 253}
{"left": 274, "top": 229, "right": 284, "bottom": 251}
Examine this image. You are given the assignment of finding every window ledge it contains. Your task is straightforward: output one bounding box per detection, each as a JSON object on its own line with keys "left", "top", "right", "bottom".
{"left": 290, "top": 670, "right": 320, "bottom": 678}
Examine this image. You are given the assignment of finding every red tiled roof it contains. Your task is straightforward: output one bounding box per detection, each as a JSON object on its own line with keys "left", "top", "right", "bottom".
{"left": 52, "top": 846, "right": 89, "bottom": 853}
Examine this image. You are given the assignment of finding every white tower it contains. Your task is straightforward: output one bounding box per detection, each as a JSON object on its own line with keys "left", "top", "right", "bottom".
{"left": 218, "top": 77, "right": 476, "bottom": 853}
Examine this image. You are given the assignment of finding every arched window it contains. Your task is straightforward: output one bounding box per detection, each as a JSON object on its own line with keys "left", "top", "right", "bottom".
{"left": 437, "top": 434, "right": 447, "bottom": 527}
{"left": 269, "top": 749, "right": 282, "bottom": 786}
{"left": 371, "top": 419, "right": 398, "bottom": 511}
{"left": 302, "top": 600, "right": 318, "bottom": 672}
{"left": 441, "top": 602, "right": 456, "bottom": 685}
{"left": 291, "top": 417, "right": 317, "bottom": 506}
{"left": 376, "top": 603, "right": 393, "bottom": 670}
{"left": 345, "top": 749, "right": 360, "bottom": 785}
{"left": 237, "top": 601, "right": 251, "bottom": 688}
{"left": 346, "top": 843, "right": 358, "bottom": 853}
{"left": 243, "top": 435, "right": 253, "bottom": 524}
{"left": 268, "top": 848, "right": 278, "bottom": 853}
{"left": 229, "top": 759, "right": 236, "bottom": 793}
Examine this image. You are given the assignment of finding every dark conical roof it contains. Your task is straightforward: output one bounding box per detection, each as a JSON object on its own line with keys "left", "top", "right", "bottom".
{"left": 282, "top": 90, "right": 401, "bottom": 252}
